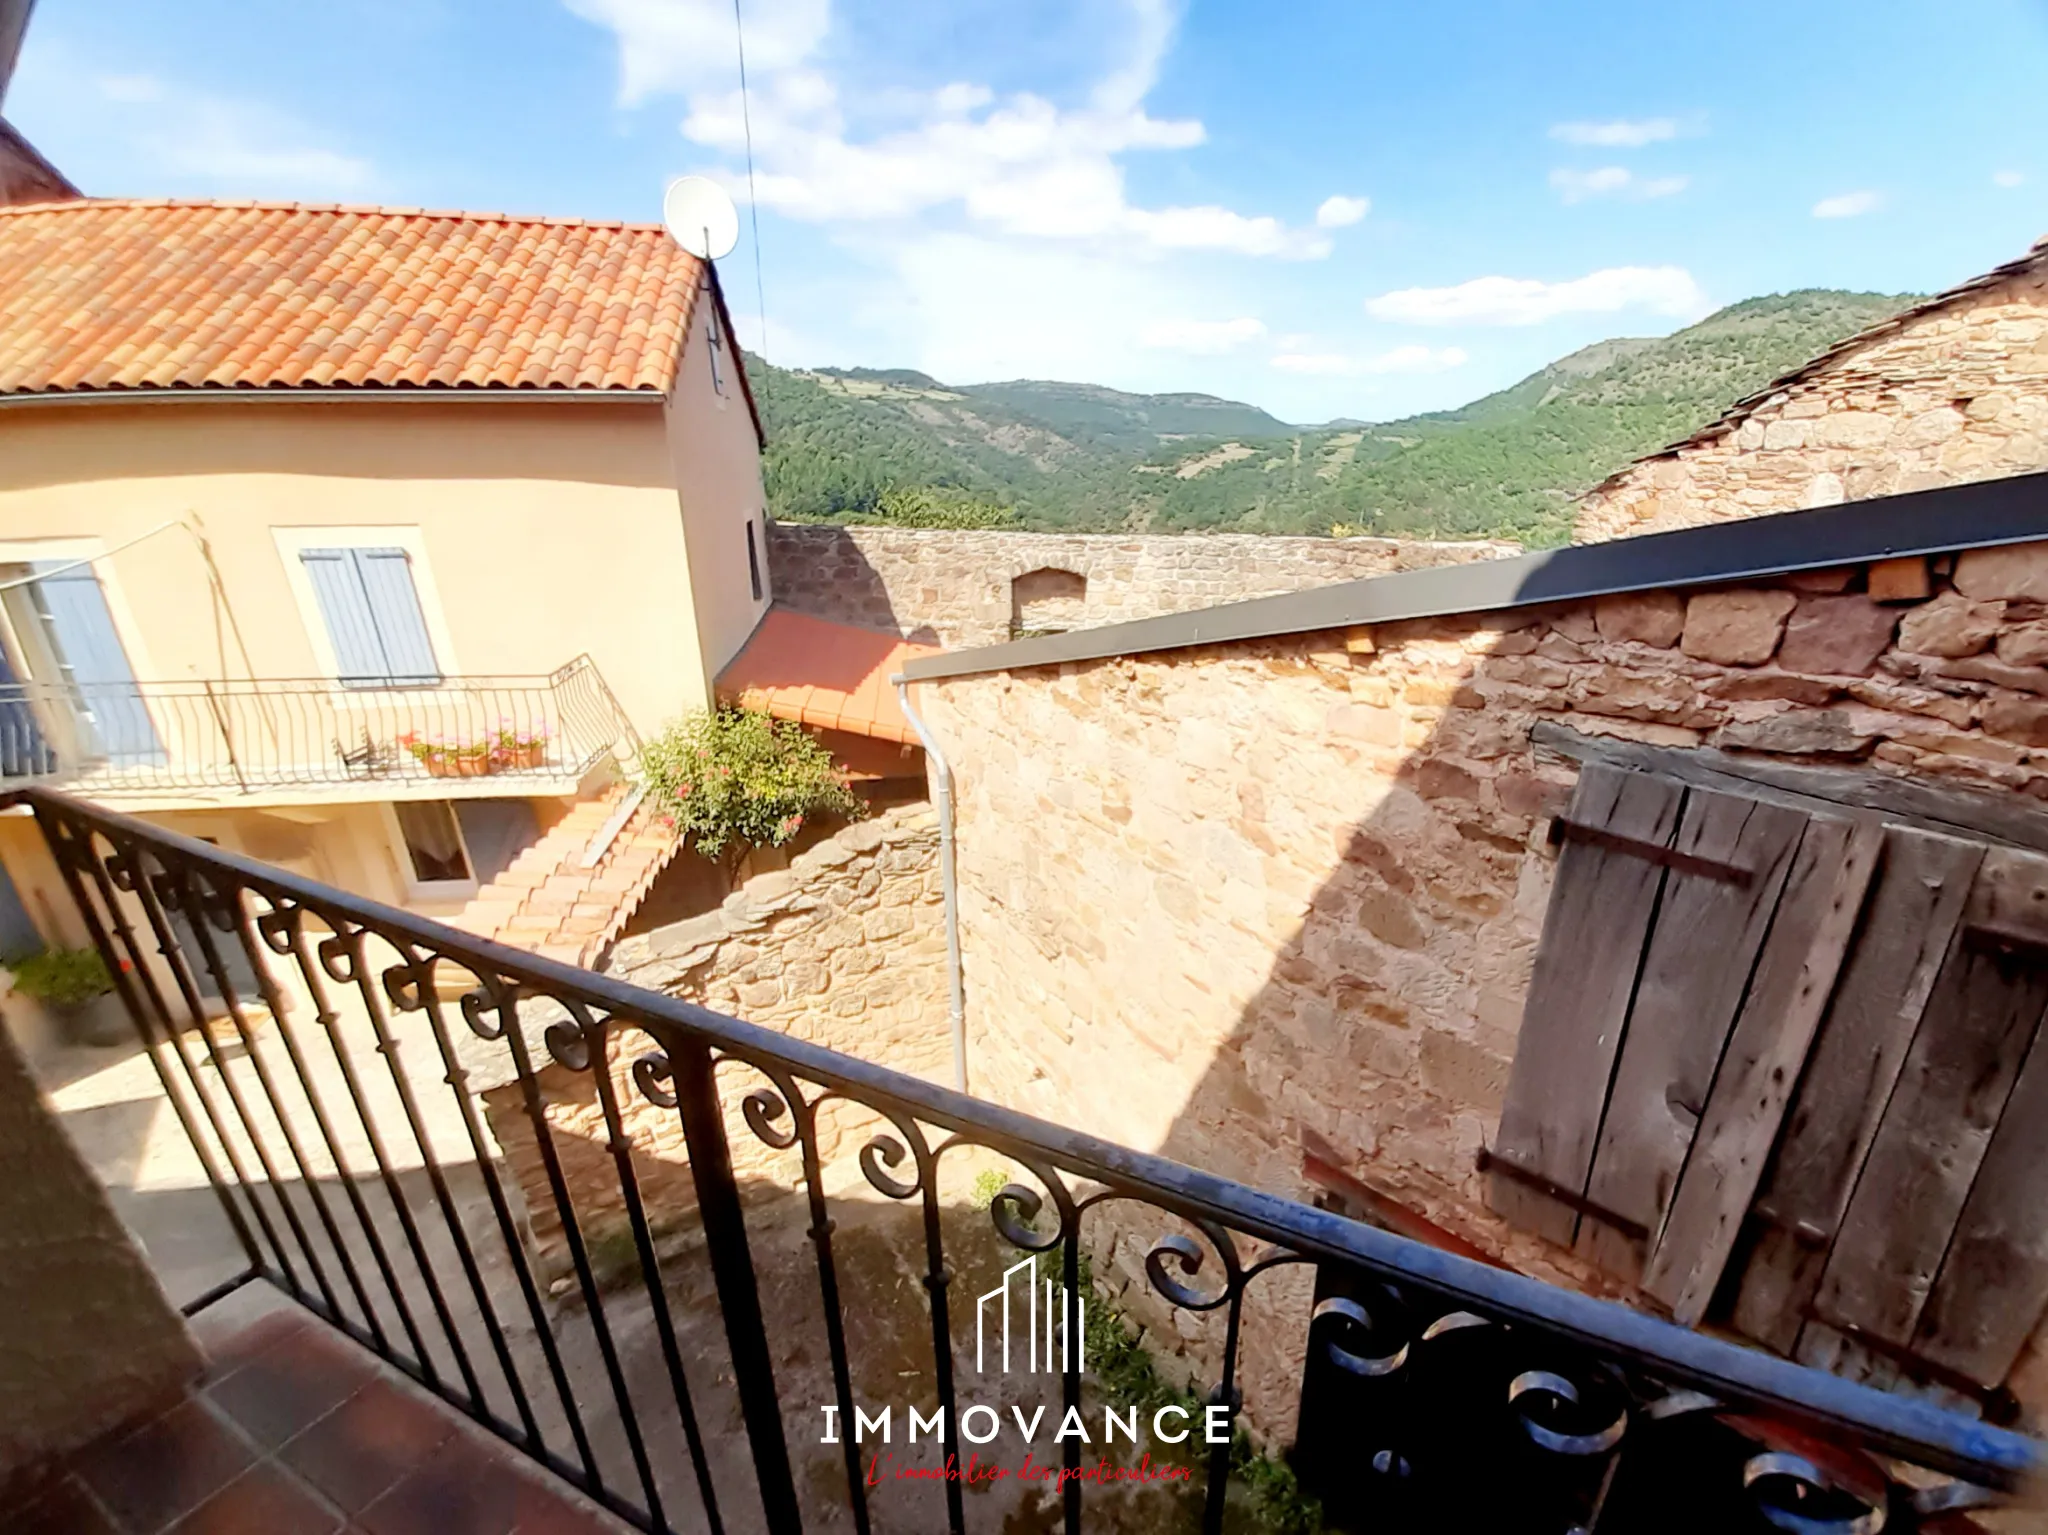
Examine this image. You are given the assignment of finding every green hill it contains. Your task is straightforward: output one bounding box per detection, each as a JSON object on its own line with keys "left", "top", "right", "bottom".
{"left": 753, "top": 288, "right": 1918, "bottom": 547}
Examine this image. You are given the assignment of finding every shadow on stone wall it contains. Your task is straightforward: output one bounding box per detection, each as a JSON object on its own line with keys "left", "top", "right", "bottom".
{"left": 765, "top": 522, "right": 940, "bottom": 644}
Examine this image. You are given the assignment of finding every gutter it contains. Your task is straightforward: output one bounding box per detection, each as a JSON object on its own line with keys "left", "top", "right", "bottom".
{"left": 0, "top": 386, "right": 669, "bottom": 411}
{"left": 892, "top": 673, "right": 967, "bottom": 1093}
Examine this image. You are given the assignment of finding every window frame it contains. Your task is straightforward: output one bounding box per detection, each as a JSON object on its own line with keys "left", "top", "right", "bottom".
{"left": 382, "top": 798, "right": 478, "bottom": 903}
{"left": 273, "top": 526, "right": 461, "bottom": 688}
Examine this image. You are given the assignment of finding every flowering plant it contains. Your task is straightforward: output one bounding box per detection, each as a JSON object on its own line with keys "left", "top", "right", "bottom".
{"left": 640, "top": 706, "right": 862, "bottom": 880}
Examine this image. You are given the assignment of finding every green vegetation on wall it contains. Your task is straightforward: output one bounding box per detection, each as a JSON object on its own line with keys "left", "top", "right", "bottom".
{"left": 753, "top": 289, "right": 1917, "bottom": 547}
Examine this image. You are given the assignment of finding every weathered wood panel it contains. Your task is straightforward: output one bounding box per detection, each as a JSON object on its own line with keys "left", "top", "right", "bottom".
{"left": 1730, "top": 829, "right": 1985, "bottom": 1353}
{"left": 1575, "top": 788, "right": 1807, "bottom": 1281}
{"left": 1643, "top": 816, "right": 1884, "bottom": 1325}
{"left": 1814, "top": 847, "right": 2048, "bottom": 1349}
{"left": 1487, "top": 763, "right": 1684, "bottom": 1246}
{"left": 1915, "top": 926, "right": 2048, "bottom": 1386}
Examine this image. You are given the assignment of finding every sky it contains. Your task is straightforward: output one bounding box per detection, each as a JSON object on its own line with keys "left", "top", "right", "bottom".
{"left": 10, "top": 0, "right": 2048, "bottom": 424}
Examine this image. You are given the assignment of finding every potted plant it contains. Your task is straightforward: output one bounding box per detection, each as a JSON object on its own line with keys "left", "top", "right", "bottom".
{"left": 402, "top": 735, "right": 497, "bottom": 777}
{"left": 8, "top": 946, "right": 128, "bottom": 1047}
{"left": 493, "top": 722, "right": 549, "bottom": 771}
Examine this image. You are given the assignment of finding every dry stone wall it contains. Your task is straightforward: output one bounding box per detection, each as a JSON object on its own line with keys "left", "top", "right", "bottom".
{"left": 1576, "top": 253, "right": 2048, "bottom": 541}
{"left": 768, "top": 523, "right": 1517, "bottom": 648}
{"left": 479, "top": 804, "right": 948, "bottom": 1271}
{"left": 915, "top": 537, "right": 2048, "bottom": 1435}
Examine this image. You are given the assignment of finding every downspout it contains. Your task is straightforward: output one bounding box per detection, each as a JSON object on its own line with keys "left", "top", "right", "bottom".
{"left": 892, "top": 674, "right": 966, "bottom": 1093}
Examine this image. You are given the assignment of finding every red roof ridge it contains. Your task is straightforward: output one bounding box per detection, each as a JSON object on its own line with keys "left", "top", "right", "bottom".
{"left": 0, "top": 196, "right": 671, "bottom": 234}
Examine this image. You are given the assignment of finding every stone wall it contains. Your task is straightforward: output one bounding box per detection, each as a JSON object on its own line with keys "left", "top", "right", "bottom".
{"left": 0, "top": 1025, "right": 200, "bottom": 1481}
{"left": 1576, "top": 250, "right": 2048, "bottom": 541}
{"left": 479, "top": 804, "right": 948, "bottom": 1270}
{"left": 767, "top": 523, "right": 1517, "bottom": 648}
{"left": 914, "top": 538, "right": 2048, "bottom": 1435}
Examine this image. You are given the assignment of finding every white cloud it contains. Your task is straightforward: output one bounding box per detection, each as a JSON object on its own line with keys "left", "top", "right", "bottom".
{"left": 1315, "top": 194, "right": 1370, "bottom": 228}
{"left": 1271, "top": 345, "right": 1467, "bottom": 376}
{"left": 1994, "top": 169, "right": 2026, "bottom": 189}
{"left": 1812, "top": 190, "right": 1882, "bottom": 219}
{"left": 1550, "top": 166, "right": 1687, "bottom": 204}
{"left": 1550, "top": 117, "right": 1679, "bottom": 148}
{"left": 574, "top": 0, "right": 1328, "bottom": 261}
{"left": 564, "top": 0, "right": 830, "bottom": 104}
{"left": 1367, "top": 265, "right": 1706, "bottom": 326}
{"left": 1141, "top": 316, "right": 1268, "bottom": 354}
{"left": 87, "top": 72, "right": 371, "bottom": 193}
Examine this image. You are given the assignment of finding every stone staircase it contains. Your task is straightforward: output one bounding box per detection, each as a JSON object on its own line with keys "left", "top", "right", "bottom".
{"left": 449, "top": 783, "right": 683, "bottom": 967}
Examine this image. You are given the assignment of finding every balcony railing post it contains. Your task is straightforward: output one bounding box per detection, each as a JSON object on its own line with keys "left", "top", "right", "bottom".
{"left": 670, "top": 1037, "right": 804, "bottom": 1535}
{"left": 201, "top": 679, "right": 248, "bottom": 792}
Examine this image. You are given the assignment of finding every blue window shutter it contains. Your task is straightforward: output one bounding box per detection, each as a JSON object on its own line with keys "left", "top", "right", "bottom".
{"left": 301, "top": 547, "right": 440, "bottom": 685}
{"left": 301, "top": 549, "right": 390, "bottom": 682}
{"left": 29, "top": 562, "right": 165, "bottom": 765}
{"left": 354, "top": 548, "right": 440, "bottom": 684}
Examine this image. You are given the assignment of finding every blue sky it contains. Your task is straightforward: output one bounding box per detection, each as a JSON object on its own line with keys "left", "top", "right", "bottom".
{"left": 11, "top": 0, "right": 2048, "bottom": 423}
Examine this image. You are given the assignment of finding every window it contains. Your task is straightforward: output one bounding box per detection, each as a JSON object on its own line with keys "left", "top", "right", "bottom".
{"left": 0, "top": 560, "right": 163, "bottom": 766}
{"left": 300, "top": 547, "right": 440, "bottom": 686}
{"left": 746, "top": 519, "right": 763, "bottom": 602}
{"left": 393, "top": 801, "right": 472, "bottom": 887}
{"left": 1489, "top": 762, "right": 2048, "bottom": 1397}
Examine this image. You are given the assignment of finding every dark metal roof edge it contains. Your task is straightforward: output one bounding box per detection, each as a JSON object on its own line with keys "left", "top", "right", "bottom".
{"left": 901, "top": 469, "right": 2048, "bottom": 683}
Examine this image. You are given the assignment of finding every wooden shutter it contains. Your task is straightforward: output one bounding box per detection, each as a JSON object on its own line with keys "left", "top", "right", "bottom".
{"left": 1498, "top": 768, "right": 2048, "bottom": 1391}
{"left": 1487, "top": 762, "right": 1683, "bottom": 1249}
{"left": 1795, "top": 846, "right": 2048, "bottom": 1390}
{"left": 28, "top": 562, "right": 165, "bottom": 766}
{"left": 353, "top": 549, "right": 440, "bottom": 684}
{"left": 301, "top": 547, "right": 440, "bottom": 686}
{"left": 1488, "top": 764, "right": 1880, "bottom": 1321}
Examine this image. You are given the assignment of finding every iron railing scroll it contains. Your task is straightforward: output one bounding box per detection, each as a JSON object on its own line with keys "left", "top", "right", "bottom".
{"left": 15, "top": 786, "right": 2042, "bottom": 1535}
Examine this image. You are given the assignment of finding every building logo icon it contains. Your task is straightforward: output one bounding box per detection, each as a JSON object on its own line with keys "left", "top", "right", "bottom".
{"left": 976, "top": 1255, "right": 1086, "bottom": 1374}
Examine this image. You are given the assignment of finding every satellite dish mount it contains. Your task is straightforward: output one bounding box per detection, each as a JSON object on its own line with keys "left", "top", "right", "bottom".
{"left": 663, "top": 176, "right": 741, "bottom": 261}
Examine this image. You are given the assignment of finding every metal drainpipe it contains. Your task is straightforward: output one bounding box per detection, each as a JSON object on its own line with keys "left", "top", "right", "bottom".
{"left": 892, "top": 674, "right": 967, "bottom": 1093}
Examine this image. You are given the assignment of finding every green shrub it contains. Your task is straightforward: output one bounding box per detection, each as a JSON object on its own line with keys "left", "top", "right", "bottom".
{"left": 641, "top": 706, "right": 864, "bottom": 877}
{"left": 862, "top": 487, "right": 1017, "bottom": 530}
{"left": 9, "top": 947, "right": 114, "bottom": 1008}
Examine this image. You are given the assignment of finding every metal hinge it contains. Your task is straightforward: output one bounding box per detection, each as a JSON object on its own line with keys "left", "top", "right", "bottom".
{"left": 1478, "top": 1146, "right": 1649, "bottom": 1241}
{"left": 1548, "top": 817, "right": 1753, "bottom": 886}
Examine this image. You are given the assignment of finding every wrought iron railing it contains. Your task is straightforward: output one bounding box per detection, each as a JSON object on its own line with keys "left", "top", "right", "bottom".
{"left": 0, "top": 655, "right": 638, "bottom": 797}
{"left": 18, "top": 787, "right": 2042, "bottom": 1534}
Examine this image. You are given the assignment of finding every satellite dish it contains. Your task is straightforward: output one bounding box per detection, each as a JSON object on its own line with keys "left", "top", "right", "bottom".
{"left": 663, "top": 176, "right": 740, "bottom": 260}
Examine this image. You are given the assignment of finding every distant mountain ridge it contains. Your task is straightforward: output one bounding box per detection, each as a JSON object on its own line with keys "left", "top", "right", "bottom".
{"left": 755, "top": 288, "right": 1918, "bottom": 547}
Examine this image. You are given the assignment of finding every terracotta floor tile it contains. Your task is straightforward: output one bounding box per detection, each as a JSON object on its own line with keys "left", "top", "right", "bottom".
{"left": 70, "top": 1399, "right": 256, "bottom": 1535}
{"left": 352, "top": 1434, "right": 516, "bottom": 1535}
{"left": 8, "top": 1473, "right": 122, "bottom": 1535}
{"left": 204, "top": 1324, "right": 377, "bottom": 1451}
{"left": 189, "top": 1306, "right": 310, "bottom": 1377}
{"left": 167, "top": 1463, "right": 344, "bottom": 1535}
{"left": 276, "top": 1379, "right": 458, "bottom": 1515}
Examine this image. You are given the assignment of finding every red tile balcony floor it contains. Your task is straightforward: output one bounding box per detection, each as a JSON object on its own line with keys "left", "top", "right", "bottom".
{"left": 9, "top": 1288, "right": 629, "bottom": 1535}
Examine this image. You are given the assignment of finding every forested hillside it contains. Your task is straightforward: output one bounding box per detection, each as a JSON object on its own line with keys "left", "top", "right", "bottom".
{"left": 754, "top": 288, "right": 1916, "bottom": 547}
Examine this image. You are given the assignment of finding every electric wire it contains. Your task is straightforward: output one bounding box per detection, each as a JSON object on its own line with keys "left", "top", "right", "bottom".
{"left": 732, "top": 0, "right": 768, "bottom": 361}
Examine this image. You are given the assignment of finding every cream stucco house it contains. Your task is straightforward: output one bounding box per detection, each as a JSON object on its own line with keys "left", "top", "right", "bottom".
{"left": 0, "top": 196, "right": 773, "bottom": 964}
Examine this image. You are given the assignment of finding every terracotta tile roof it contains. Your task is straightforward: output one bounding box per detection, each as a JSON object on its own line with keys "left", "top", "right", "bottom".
{"left": 0, "top": 198, "right": 704, "bottom": 396}
{"left": 716, "top": 608, "right": 941, "bottom": 747}
{"left": 451, "top": 783, "right": 682, "bottom": 967}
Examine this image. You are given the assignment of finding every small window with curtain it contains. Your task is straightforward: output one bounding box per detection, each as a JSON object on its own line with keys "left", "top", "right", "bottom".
{"left": 392, "top": 800, "right": 472, "bottom": 888}
{"left": 299, "top": 546, "right": 441, "bottom": 687}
